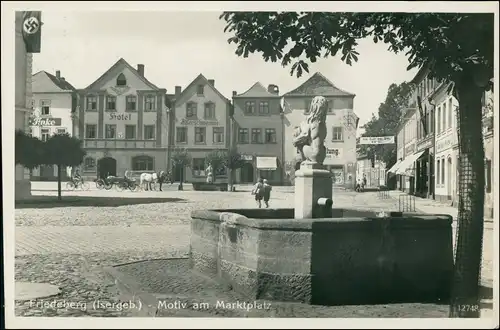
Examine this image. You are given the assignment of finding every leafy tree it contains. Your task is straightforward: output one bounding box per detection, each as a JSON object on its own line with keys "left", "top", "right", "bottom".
{"left": 357, "top": 82, "right": 412, "bottom": 171}
{"left": 221, "top": 12, "right": 494, "bottom": 317}
{"left": 170, "top": 147, "right": 192, "bottom": 190}
{"left": 44, "top": 133, "right": 86, "bottom": 200}
{"left": 205, "top": 149, "right": 245, "bottom": 188}
{"left": 15, "top": 129, "right": 45, "bottom": 170}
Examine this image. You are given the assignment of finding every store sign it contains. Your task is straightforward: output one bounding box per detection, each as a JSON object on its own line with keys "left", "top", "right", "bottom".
{"left": 241, "top": 155, "right": 253, "bottom": 161}
{"left": 436, "top": 134, "right": 454, "bottom": 153}
{"left": 180, "top": 118, "right": 218, "bottom": 126}
{"left": 109, "top": 113, "right": 132, "bottom": 120}
{"left": 29, "top": 116, "right": 61, "bottom": 126}
{"left": 417, "top": 138, "right": 432, "bottom": 152}
{"left": 405, "top": 144, "right": 415, "bottom": 155}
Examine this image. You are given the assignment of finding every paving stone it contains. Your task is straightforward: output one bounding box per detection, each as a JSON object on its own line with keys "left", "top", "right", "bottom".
{"left": 15, "top": 282, "right": 61, "bottom": 301}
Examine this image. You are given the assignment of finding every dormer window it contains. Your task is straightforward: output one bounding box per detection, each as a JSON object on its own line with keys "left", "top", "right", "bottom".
{"left": 197, "top": 85, "right": 204, "bottom": 96}
{"left": 116, "top": 73, "right": 127, "bottom": 86}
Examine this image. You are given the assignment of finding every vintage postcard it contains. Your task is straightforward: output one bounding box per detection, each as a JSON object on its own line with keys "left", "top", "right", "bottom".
{"left": 2, "top": 1, "right": 498, "bottom": 329}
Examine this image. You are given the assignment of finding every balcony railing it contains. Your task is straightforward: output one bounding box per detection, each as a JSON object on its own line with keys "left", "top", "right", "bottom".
{"left": 84, "top": 139, "right": 159, "bottom": 149}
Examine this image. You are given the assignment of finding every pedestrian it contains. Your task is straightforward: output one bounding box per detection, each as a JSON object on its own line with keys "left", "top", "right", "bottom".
{"left": 252, "top": 178, "right": 264, "bottom": 208}
{"left": 262, "top": 179, "right": 272, "bottom": 208}
{"left": 356, "top": 177, "right": 363, "bottom": 192}
{"left": 362, "top": 173, "right": 367, "bottom": 188}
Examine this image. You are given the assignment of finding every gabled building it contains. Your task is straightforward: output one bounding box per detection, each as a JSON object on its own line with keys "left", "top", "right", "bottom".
{"left": 282, "top": 72, "right": 359, "bottom": 187}
{"left": 30, "top": 70, "right": 77, "bottom": 180}
{"left": 172, "top": 74, "right": 231, "bottom": 183}
{"left": 76, "top": 58, "right": 170, "bottom": 179}
{"left": 231, "top": 82, "right": 284, "bottom": 185}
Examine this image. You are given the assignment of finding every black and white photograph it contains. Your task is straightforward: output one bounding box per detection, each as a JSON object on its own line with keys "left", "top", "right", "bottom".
{"left": 2, "top": 1, "right": 498, "bottom": 328}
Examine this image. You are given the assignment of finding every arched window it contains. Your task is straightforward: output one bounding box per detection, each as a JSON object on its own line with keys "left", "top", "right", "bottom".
{"left": 116, "top": 73, "right": 127, "bottom": 87}
{"left": 84, "top": 157, "right": 96, "bottom": 172}
{"left": 132, "top": 155, "right": 154, "bottom": 171}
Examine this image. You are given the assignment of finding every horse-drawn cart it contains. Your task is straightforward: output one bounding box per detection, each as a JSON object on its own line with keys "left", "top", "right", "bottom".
{"left": 95, "top": 173, "right": 138, "bottom": 191}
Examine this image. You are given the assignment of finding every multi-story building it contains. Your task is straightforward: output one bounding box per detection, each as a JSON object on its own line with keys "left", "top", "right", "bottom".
{"left": 428, "top": 80, "right": 458, "bottom": 203}
{"left": 282, "top": 72, "right": 359, "bottom": 188}
{"left": 30, "top": 70, "right": 77, "bottom": 180}
{"left": 76, "top": 58, "right": 170, "bottom": 179}
{"left": 483, "top": 87, "right": 494, "bottom": 219}
{"left": 389, "top": 107, "right": 418, "bottom": 192}
{"left": 172, "top": 74, "right": 231, "bottom": 183}
{"left": 391, "top": 65, "right": 437, "bottom": 197}
{"left": 15, "top": 11, "right": 40, "bottom": 200}
{"left": 231, "top": 82, "right": 284, "bottom": 185}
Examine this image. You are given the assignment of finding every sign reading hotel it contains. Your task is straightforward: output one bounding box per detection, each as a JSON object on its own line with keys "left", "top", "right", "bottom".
{"left": 29, "top": 116, "right": 62, "bottom": 126}
{"left": 109, "top": 113, "right": 133, "bottom": 120}
{"left": 359, "top": 136, "right": 395, "bottom": 145}
{"left": 180, "top": 118, "right": 218, "bottom": 126}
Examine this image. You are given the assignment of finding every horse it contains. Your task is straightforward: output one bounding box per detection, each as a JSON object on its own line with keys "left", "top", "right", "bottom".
{"left": 139, "top": 172, "right": 158, "bottom": 191}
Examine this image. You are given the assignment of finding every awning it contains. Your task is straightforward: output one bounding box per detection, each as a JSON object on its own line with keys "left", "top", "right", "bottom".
{"left": 395, "top": 150, "right": 426, "bottom": 176}
{"left": 257, "top": 156, "right": 277, "bottom": 170}
{"left": 387, "top": 159, "right": 403, "bottom": 174}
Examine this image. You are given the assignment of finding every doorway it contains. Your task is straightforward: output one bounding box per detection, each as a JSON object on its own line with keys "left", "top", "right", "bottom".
{"left": 240, "top": 162, "right": 254, "bottom": 183}
{"left": 97, "top": 157, "right": 117, "bottom": 179}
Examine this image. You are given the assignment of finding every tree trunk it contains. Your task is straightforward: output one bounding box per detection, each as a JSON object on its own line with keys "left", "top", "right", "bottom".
{"left": 449, "top": 79, "right": 486, "bottom": 318}
{"left": 178, "top": 165, "right": 183, "bottom": 190}
{"left": 57, "top": 164, "right": 62, "bottom": 201}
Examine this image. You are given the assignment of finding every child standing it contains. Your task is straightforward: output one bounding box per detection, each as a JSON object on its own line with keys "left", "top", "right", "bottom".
{"left": 262, "top": 179, "right": 272, "bottom": 208}
{"left": 252, "top": 178, "right": 264, "bottom": 208}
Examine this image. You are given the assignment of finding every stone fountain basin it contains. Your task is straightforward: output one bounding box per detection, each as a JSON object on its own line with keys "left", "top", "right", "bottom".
{"left": 190, "top": 208, "right": 454, "bottom": 306}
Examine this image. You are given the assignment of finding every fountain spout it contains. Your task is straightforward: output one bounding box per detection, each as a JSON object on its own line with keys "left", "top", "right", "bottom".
{"left": 317, "top": 197, "right": 333, "bottom": 218}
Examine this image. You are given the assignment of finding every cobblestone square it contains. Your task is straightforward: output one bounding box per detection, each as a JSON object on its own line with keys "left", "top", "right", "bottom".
{"left": 13, "top": 184, "right": 495, "bottom": 317}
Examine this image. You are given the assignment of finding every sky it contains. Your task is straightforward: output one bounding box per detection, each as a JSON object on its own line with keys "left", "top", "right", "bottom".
{"left": 32, "top": 10, "right": 418, "bottom": 132}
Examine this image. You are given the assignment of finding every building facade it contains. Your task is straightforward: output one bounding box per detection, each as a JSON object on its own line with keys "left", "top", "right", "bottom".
{"left": 282, "top": 72, "right": 358, "bottom": 188}
{"left": 389, "top": 108, "right": 418, "bottom": 192}
{"left": 429, "top": 81, "right": 458, "bottom": 203}
{"left": 30, "top": 70, "right": 77, "bottom": 180}
{"left": 356, "top": 155, "right": 386, "bottom": 188}
{"left": 76, "top": 58, "right": 170, "bottom": 179}
{"left": 391, "top": 65, "right": 438, "bottom": 197}
{"left": 15, "top": 11, "right": 39, "bottom": 200}
{"left": 231, "top": 82, "right": 284, "bottom": 185}
{"left": 483, "top": 88, "right": 494, "bottom": 219}
{"left": 172, "top": 74, "right": 231, "bottom": 183}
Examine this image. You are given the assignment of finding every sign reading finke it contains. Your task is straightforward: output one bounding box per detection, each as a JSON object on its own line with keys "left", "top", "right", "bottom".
{"left": 29, "top": 117, "right": 61, "bottom": 126}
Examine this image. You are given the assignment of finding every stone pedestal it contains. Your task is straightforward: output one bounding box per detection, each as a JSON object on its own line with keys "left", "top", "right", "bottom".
{"left": 294, "top": 162, "right": 333, "bottom": 219}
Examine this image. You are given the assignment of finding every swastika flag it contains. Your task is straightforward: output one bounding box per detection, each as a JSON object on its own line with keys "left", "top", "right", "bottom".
{"left": 22, "top": 11, "right": 42, "bottom": 53}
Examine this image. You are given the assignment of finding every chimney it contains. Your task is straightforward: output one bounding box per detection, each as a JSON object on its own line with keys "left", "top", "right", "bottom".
{"left": 268, "top": 84, "right": 279, "bottom": 95}
{"left": 175, "top": 86, "right": 182, "bottom": 97}
{"left": 137, "top": 64, "right": 145, "bottom": 77}
{"left": 56, "top": 70, "right": 61, "bottom": 79}
{"left": 208, "top": 79, "right": 215, "bottom": 87}
{"left": 232, "top": 91, "right": 237, "bottom": 97}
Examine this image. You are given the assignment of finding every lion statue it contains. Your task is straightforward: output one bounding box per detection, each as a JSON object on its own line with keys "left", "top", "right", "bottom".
{"left": 292, "top": 96, "right": 329, "bottom": 165}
